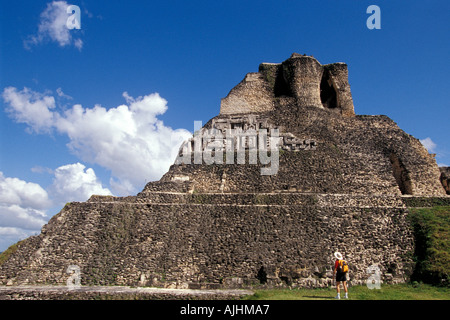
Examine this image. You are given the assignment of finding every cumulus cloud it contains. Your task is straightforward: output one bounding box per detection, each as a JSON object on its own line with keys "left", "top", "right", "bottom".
{"left": 24, "top": 1, "right": 83, "bottom": 50}
{"left": 2, "top": 87, "right": 192, "bottom": 195}
{"left": 0, "top": 205, "right": 47, "bottom": 232}
{"left": 420, "top": 137, "right": 437, "bottom": 153}
{"left": 0, "top": 172, "right": 51, "bottom": 211}
{"left": 53, "top": 92, "right": 191, "bottom": 194}
{"left": 2, "top": 87, "right": 55, "bottom": 133}
{"left": 0, "top": 172, "right": 50, "bottom": 250}
{"left": 49, "top": 163, "right": 112, "bottom": 205}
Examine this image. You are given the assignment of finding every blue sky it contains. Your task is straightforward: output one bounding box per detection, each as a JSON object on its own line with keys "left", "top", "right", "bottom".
{"left": 0, "top": 0, "right": 449, "bottom": 251}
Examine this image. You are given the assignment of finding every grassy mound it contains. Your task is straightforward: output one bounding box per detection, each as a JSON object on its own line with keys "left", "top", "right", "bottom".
{"left": 408, "top": 206, "right": 449, "bottom": 286}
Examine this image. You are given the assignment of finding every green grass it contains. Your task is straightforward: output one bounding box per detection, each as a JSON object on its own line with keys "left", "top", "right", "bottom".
{"left": 0, "top": 240, "right": 25, "bottom": 266}
{"left": 243, "top": 283, "right": 450, "bottom": 300}
{"left": 408, "top": 206, "right": 450, "bottom": 285}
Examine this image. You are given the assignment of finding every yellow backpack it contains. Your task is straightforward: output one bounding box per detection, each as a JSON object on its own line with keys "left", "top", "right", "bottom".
{"left": 338, "top": 260, "right": 349, "bottom": 273}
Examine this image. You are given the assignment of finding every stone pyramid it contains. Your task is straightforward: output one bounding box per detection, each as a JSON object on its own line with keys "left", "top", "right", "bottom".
{"left": 0, "top": 53, "right": 446, "bottom": 289}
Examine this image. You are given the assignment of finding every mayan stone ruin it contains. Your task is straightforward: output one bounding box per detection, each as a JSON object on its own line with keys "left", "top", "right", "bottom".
{"left": 0, "top": 53, "right": 448, "bottom": 290}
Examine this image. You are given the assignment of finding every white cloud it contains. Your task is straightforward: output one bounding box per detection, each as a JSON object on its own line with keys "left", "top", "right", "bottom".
{"left": 50, "top": 163, "right": 112, "bottom": 205}
{"left": 2, "top": 87, "right": 192, "bottom": 195}
{"left": 0, "top": 172, "right": 50, "bottom": 251}
{"left": 0, "top": 172, "right": 51, "bottom": 211}
{"left": 31, "top": 166, "right": 54, "bottom": 174}
{"left": 0, "top": 205, "right": 47, "bottom": 231}
{"left": 24, "top": 1, "right": 83, "bottom": 50}
{"left": 109, "top": 177, "right": 136, "bottom": 198}
{"left": 55, "top": 92, "right": 192, "bottom": 194}
{"left": 420, "top": 137, "right": 437, "bottom": 153}
{"left": 56, "top": 87, "right": 72, "bottom": 100}
{"left": 0, "top": 227, "right": 31, "bottom": 238}
{"left": 2, "top": 87, "right": 55, "bottom": 133}
{"left": 73, "top": 38, "right": 83, "bottom": 50}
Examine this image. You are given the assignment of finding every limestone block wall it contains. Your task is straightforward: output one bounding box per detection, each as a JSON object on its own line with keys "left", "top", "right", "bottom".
{"left": 219, "top": 73, "right": 275, "bottom": 114}
{"left": 169, "top": 106, "right": 445, "bottom": 196}
{"left": 0, "top": 194, "right": 415, "bottom": 289}
{"left": 220, "top": 53, "right": 355, "bottom": 117}
{"left": 281, "top": 54, "right": 324, "bottom": 108}
{"left": 267, "top": 105, "right": 446, "bottom": 197}
{"left": 323, "top": 63, "right": 355, "bottom": 117}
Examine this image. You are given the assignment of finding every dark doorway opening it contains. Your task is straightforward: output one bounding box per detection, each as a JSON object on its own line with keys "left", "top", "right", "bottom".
{"left": 320, "top": 70, "right": 338, "bottom": 109}
{"left": 257, "top": 266, "right": 267, "bottom": 284}
{"left": 274, "top": 68, "right": 292, "bottom": 97}
{"left": 389, "top": 153, "right": 413, "bottom": 195}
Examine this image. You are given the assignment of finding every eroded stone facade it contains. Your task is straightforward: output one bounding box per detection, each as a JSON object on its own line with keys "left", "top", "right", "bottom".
{"left": 220, "top": 53, "right": 355, "bottom": 117}
{"left": 175, "top": 114, "right": 317, "bottom": 164}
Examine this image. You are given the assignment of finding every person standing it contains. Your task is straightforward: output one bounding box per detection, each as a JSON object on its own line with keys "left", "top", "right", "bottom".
{"left": 333, "top": 252, "right": 348, "bottom": 299}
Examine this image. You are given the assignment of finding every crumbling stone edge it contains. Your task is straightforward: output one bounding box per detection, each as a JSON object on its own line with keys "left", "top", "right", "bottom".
{"left": 0, "top": 285, "right": 253, "bottom": 300}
